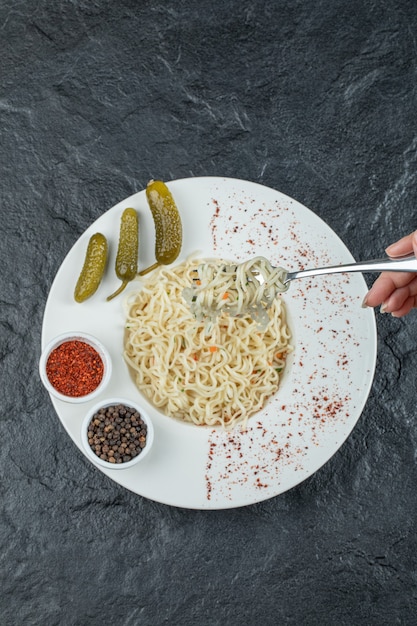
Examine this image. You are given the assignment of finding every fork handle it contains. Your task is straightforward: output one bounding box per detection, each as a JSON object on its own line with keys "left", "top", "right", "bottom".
{"left": 285, "top": 255, "right": 417, "bottom": 283}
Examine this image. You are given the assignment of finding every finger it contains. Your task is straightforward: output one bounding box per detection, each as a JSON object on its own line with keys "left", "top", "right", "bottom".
{"left": 385, "top": 232, "right": 416, "bottom": 257}
{"left": 382, "top": 280, "right": 417, "bottom": 313}
{"left": 364, "top": 272, "right": 415, "bottom": 308}
{"left": 364, "top": 275, "right": 396, "bottom": 307}
{"left": 391, "top": 295, "right": 417, "bottom": 318}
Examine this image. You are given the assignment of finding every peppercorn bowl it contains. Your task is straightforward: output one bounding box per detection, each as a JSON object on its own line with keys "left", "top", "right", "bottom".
{"left": 39, "top": 332, "right": 112, "bottom": 404}
{"left": 81, "top": 398, "right": 155, "bottom": 470}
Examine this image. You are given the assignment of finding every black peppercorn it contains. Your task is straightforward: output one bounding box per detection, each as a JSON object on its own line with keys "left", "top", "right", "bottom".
{"left": 87, "top": 404, "right": 148, "bottom": 464}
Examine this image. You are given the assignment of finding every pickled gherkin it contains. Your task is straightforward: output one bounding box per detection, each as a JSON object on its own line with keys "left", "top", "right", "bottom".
{"left": 107, "top": 208, "right": 139, "bottom": 301}
{"left": 74, "top": 233, "right": 108, "bottom": 303}
{"left": 139, "top": 179, "right": 182, "bottom": 275}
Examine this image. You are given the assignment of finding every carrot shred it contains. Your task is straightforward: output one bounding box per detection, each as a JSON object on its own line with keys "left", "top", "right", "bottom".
{"left": 222, "top": 292, "right": 229, "bottom": 300}
{"left": 209, "top": 346, "right": 218, "bottom": 352}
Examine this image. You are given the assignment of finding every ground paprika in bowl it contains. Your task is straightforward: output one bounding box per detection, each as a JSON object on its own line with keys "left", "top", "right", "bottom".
{"left": 39, "top": 332, "right": 112, "bottom": 403}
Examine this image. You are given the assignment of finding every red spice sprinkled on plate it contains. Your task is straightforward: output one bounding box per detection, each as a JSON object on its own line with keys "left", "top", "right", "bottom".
{"left": 46, "top": 340, "right": 104, "bottom": 397}
{"left": 210, "top": 199, "right": 221, "bottom": 249}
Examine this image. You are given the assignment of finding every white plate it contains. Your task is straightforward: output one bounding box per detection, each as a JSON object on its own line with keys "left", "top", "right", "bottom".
{"left": 41, "top": 177, "right": 377, "bottom": 509}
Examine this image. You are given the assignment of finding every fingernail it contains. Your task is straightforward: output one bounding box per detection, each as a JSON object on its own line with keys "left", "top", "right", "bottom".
{"left": 361, "top": 295, "right": 369, "bottom": 308}
{"left": 380, "top": 303, "right": 388, "bottom": 314}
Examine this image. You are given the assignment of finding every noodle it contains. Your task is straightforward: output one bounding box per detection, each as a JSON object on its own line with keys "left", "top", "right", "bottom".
{"left": 183, "top": 257, "right": 289, "bottom": 329}
{"left": 124, "top": 259, "right": 292, "bottom": 430}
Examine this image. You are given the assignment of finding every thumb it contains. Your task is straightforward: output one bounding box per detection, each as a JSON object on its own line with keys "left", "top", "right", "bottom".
{"left": 386, "top": 232, "right": 414, "bottom": 257}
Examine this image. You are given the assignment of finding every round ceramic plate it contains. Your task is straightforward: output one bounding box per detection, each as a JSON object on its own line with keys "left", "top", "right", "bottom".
{"left": 41, "top": 177, "right": 377, "bottom": 509}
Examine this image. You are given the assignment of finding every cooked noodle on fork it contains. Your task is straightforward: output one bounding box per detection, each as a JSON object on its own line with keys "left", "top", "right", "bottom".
{"left": 183, "top": 257, "right": 289, "bottom": 329}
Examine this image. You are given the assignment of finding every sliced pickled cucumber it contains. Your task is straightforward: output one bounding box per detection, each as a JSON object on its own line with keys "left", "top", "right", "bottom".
{"left": 74, "top": 233, "right": 108, "bottom": 303}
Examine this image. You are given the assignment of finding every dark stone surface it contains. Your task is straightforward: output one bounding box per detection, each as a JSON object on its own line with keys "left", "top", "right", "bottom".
{"left": 2, "top": 0, "right": 417, "bottom": 624}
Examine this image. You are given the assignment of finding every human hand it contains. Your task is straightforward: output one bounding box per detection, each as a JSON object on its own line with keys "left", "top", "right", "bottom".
{"left": 363, "top": 231, "right": 417, "bottom": 317}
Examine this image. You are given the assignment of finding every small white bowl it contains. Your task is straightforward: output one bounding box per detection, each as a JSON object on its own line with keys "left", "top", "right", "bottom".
{"left": 39, "top": 332, "right": 112, "bottom": 404}
{"left": 81, "top": 398, "right": 154, "bottom": 470}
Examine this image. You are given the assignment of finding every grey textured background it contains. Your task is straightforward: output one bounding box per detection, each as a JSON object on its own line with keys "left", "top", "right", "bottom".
{"left": 2, "top": 0, "right": 417, "bottom": 624}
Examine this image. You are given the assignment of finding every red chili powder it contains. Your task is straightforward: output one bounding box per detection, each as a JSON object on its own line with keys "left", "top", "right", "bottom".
{"left": 46, "top": 340, "right": 104, "bottom": 397}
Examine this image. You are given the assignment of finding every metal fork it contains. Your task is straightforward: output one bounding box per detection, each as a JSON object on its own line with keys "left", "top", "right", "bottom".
{"left": 267, "top": 254, "right": 417, "bottom": 286}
